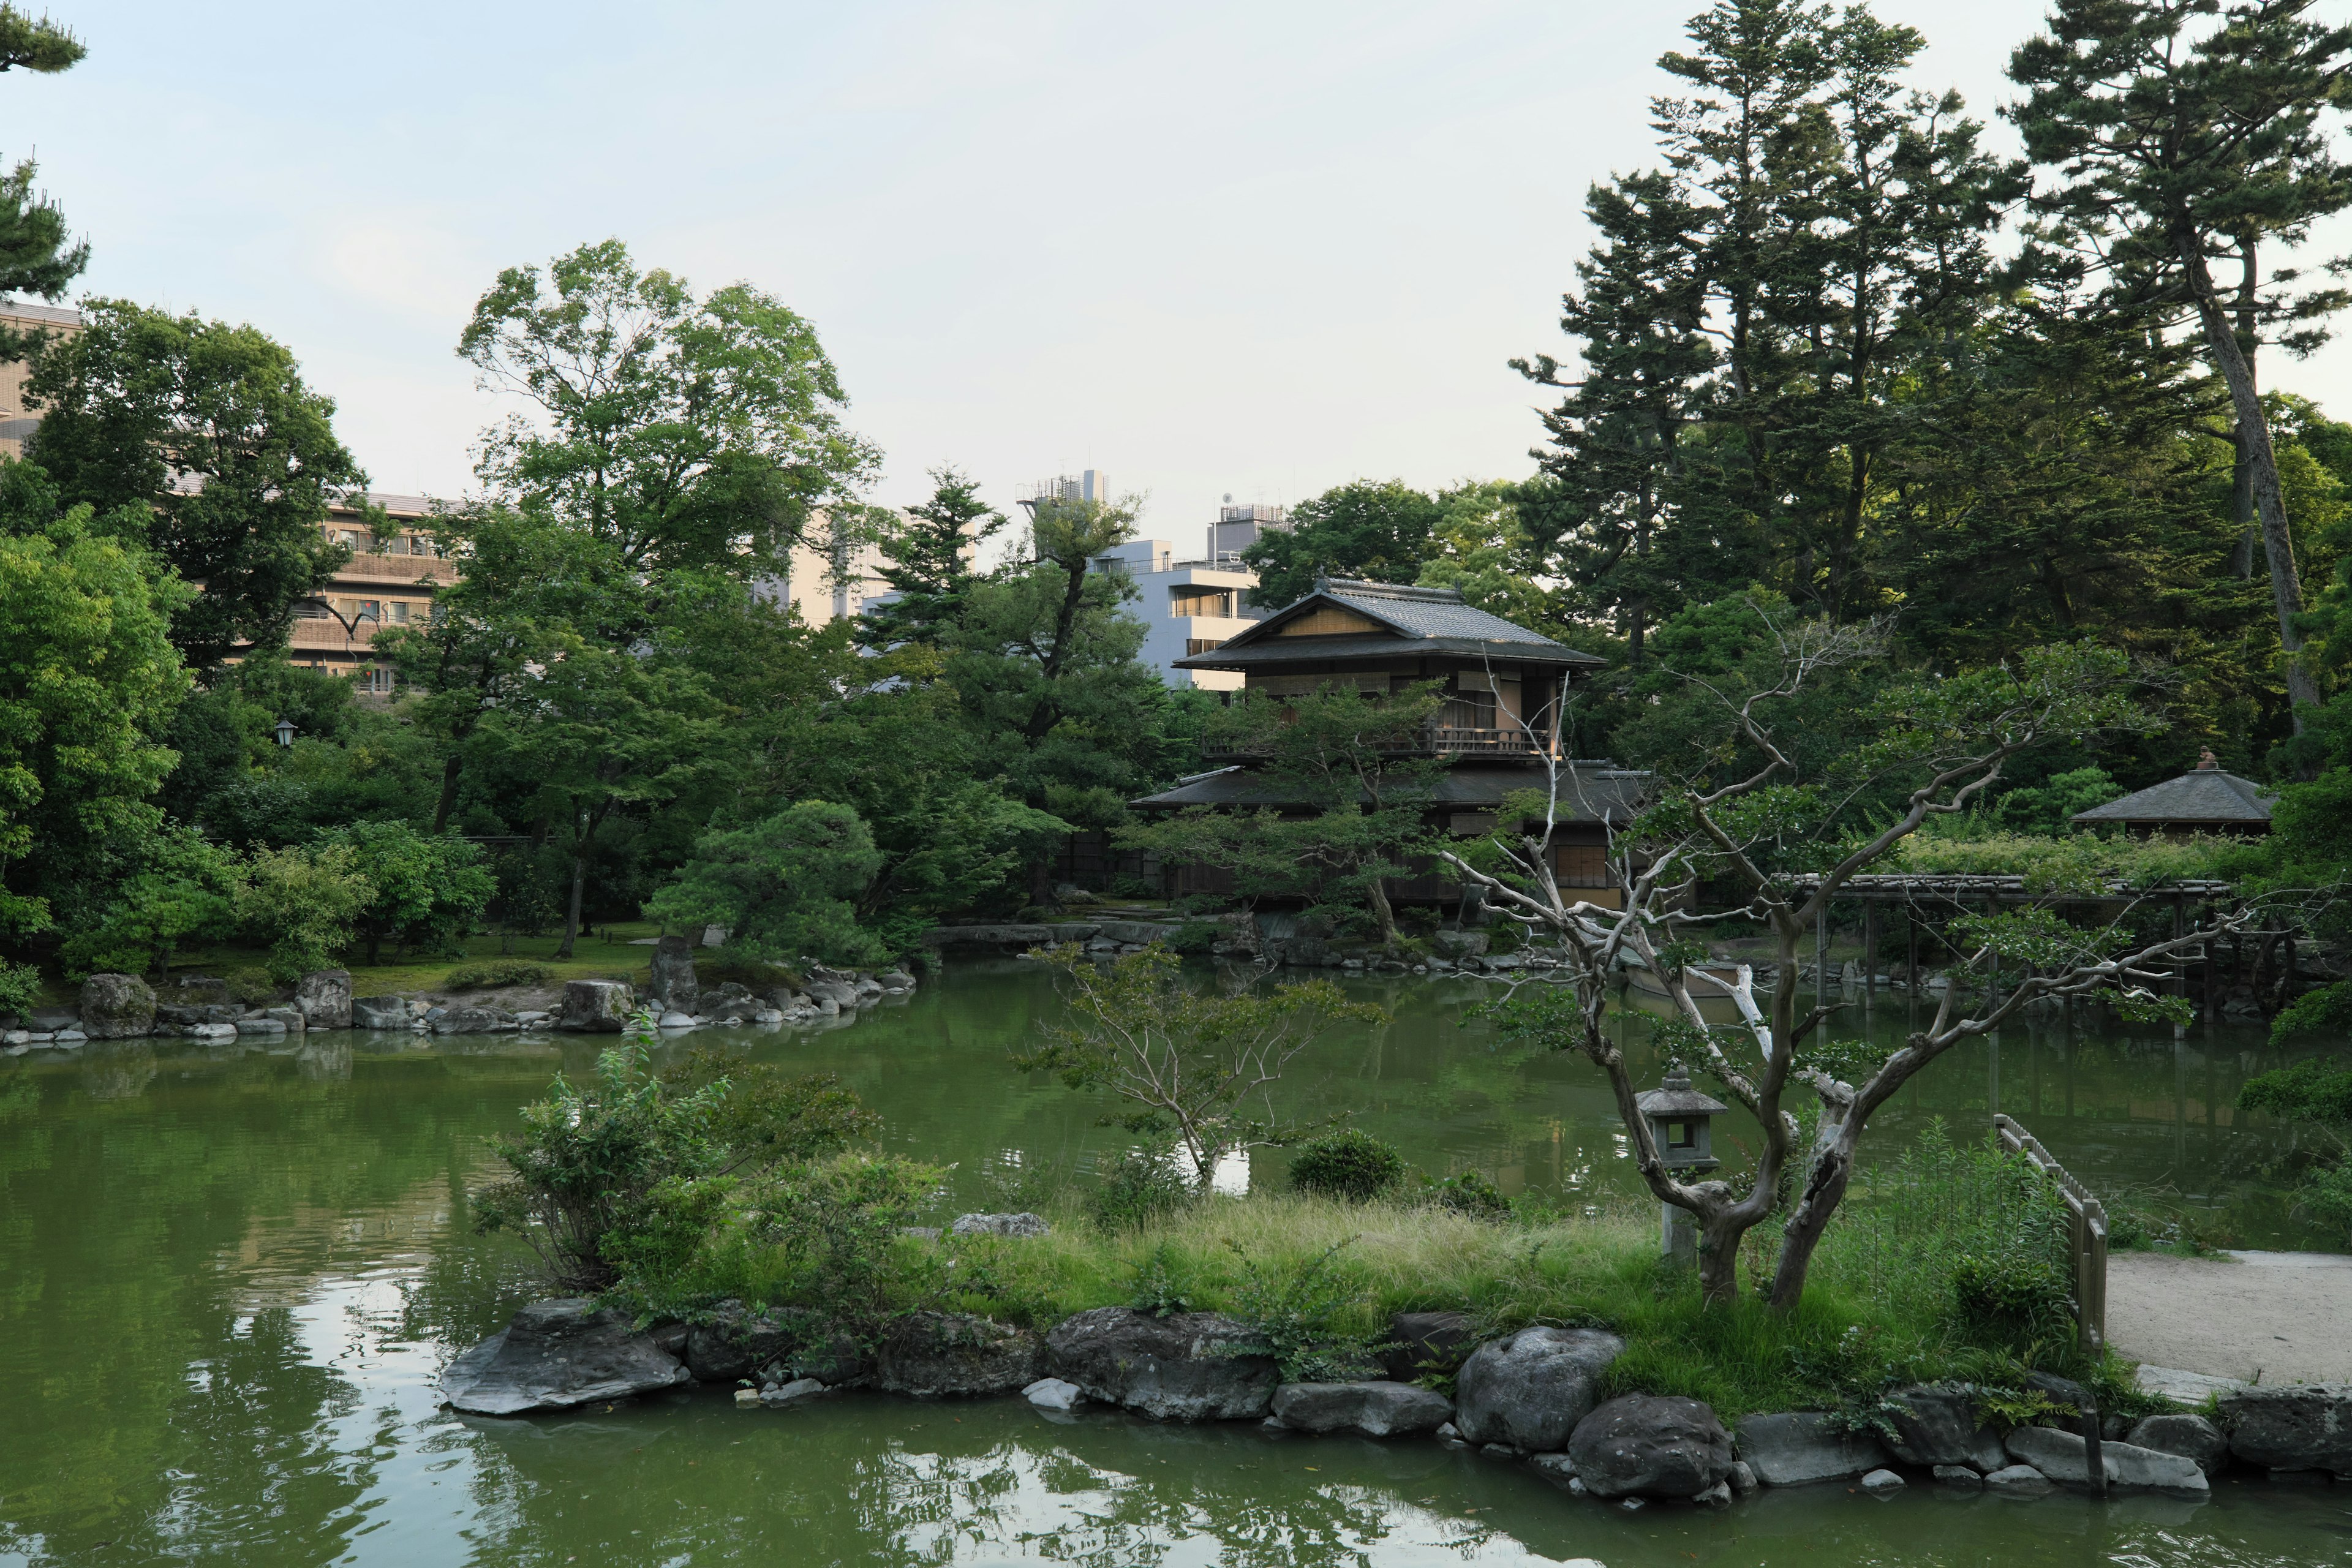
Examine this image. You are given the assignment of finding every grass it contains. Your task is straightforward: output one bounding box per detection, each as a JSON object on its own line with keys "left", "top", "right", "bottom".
{"left": 897, "top": 1175, "right": 2127, "bottom": 1420}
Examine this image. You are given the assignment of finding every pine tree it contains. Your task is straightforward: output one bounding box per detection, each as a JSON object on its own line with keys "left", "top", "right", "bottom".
{"left": 0, "top": 7, "right": 87, "bottom": 301}
{"left": 2009, "top": 0, "right": 2352, "bottom": 726}
{"left": 860, "top": 466, "right": 1005, "bottom": 647}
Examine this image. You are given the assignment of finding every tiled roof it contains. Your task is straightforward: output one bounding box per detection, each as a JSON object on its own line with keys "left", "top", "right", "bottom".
{"left": 2071, "top": 769, "right": 2275, "bottom": 825}
{"left": 1317, "top": 579, "right": 1564, "bottom": 646}
{"left": 1175, "top": 578, "right": 1604, "bottom": 671}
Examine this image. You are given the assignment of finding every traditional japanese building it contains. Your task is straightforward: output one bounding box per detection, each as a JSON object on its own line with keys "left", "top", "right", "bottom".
{"left": 1133, "top": 578, "right": 1647, "bottom": 906}
{"left": 2070, "top": 750, "right": 2277, "bottom": 837}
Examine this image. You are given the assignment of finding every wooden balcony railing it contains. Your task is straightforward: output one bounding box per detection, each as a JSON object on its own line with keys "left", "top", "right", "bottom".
{"left": 1200, "top": 725, "right": 1545, "bottom": 759}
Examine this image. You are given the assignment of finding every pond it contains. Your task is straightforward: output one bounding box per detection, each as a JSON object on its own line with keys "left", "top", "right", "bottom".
{"left": 3, "top": 959, "right": 2346, "bottom": 1567}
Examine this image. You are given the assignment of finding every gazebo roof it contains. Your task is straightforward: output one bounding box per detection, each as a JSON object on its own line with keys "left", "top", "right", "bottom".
{"left": 2071, "top": 767, "right": 2275, "bottom": 827}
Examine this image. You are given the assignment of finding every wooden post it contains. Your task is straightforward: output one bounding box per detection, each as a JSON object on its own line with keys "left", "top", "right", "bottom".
{"left": 1995, "top": 1114, "right": 2107, "bottom": 1354}
{"left": 1864, "top": 900, "right": 1879, "bottom": 1000}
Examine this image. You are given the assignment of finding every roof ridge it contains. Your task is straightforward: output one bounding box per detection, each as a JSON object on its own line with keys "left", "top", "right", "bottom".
{"left": 1319, "top": 578, "right": 1465, "bottom": 603}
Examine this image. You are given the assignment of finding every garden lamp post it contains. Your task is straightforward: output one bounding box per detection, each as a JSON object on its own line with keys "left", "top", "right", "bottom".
{"left": 1635, "top": 1066, "right": 1726, "bottom": 1268}
{"left": 273, "top": 717, "right": 297, "bottom": 748}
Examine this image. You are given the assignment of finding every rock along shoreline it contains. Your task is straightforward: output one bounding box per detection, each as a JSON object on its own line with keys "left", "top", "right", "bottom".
{"left": 440, "top": 1281, "right": 2346, "bottom": 1508}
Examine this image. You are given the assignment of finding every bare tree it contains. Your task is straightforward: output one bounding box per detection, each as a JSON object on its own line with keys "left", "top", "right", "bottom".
{"left": 1442, "top": 601, "right": 2266, "bottom": 1308}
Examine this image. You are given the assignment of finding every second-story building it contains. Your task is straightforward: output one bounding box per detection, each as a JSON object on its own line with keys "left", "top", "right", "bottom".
{"left": 290, "top": 494, "right": 456, "bottom": 691}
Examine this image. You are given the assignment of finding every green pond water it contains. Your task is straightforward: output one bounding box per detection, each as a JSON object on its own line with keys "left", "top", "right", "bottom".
{"left": 5, "top": 959, "right": 2351, "bottom": 1567}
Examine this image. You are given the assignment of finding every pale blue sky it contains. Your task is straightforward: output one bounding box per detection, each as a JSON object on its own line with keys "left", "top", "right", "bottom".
{"left": 16, "top": 1, "right": 2352, "bottom": 550}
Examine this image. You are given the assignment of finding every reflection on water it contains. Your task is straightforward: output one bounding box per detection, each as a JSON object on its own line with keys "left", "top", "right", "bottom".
{"left": 2, "top": 961, "right": 2347, "bottom": 1567}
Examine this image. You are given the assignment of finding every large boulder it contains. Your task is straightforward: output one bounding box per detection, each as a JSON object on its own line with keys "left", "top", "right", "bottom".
{"left": 650, "top": 934, "right": 699, "bottom": 1014}
{"left": 78, "top": 973, "right": 155, "bottom": 1039}
{"left": 439, "top": 1298, "right": 692, "bottom": 1415}
{"left": 1882, "top": 1384, "right": 2008, "bottom": 1471}
{"left": 875, "top": 1312, "right": 1042, "bottom": 1397}
{"left": 805, "top": 979, "right": 860, "bottom": 1011}
{"left": 431, "top": 1005, "right": 507, "bottom": 1034}
{"left": 557, "top": 979, "right": 632, "bottom": 1032}
{"left": 1047, "top": 1307, "right": 1280, "bottom": 1420}
{"left": 1568, "top": 1395, "right": 1735, "bottom": 1499}
{"left": 2218, "top": 1384, "right": 2352, "bottom": 1475}
{"left": 295, "top": 970, "right": 353, "bottom": 1030}
{"left": 685, "top": 1300, "right": 801, "bottom": 1382}
{"left": 2003, "top": 1426, "right": 2209, "bottom": 1496}
{"left": 352, "top": 995, "right": 410, "bottom": 1029}
{"left": 2128, "top": 1413, "right": 2229, "bottom": 1477}
{"left": 1272, "top": 1381, "right": 1453, "bottom": 1438}
{"left": 1734, "top": 1412, "right": 1890, "bottom": 1487}
{"left": 1451, "top": 1326, "right": 1625, "bottom": 1453}
{"left": 1381, "top": 1310, "right": 1474, "bottom": 1382}
{"left": 157, "top": 1001, "right": 244, "bottom": 1027}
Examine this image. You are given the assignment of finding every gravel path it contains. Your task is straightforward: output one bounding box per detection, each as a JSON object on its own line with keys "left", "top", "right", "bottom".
{"left": 2109, "top": 1250, "right": 2352, "bottom": 1385}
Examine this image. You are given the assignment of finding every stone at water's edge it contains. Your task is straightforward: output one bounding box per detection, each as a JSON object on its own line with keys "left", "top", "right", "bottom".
{"left": 2218, "top": 1384, "right": 2352, "bottom": 1475}
{"left": 1450, "top": 1326, "right": 1625, "bottom": 1453}
{"left": 78, "top": 973, "right": 155, "bottom": 1039}
{"left": 2127, "top": 1413, "right": 2229, "bottom": 1477}
{"left": 1733, "top": 1412, "right": 1890, "bottom": 1487}
{"left": 1566, "top": 1394, "right": 1734, "bottom": 1499}
{"left": 1271, "top": 1382, "right": 1453, "bottom": 1438}
{"left": 1023, "top": 1377, "right": 1085, "bottom": 1411}
{"left": 1046, "top": 1308, "right": 1280, "bottom": 1421}
{"left": 1881, "top": 1384, "right": 2008, "bottom": 1472}
{"left": 804, "top": 980, "right": 859, "bottom": 1010}
{"left": 352, "top": 996, "right": 410, "bottom": 1029}
{"left": 1529, "top": 1453, "right": 1579, "bottom": 1490}
{"left": 557, "top": 979, "right": 632, "bottom": 1032}
{"left": 685, "top": 1300, "right": 799, "bottom": 1382}
{"left": 650, "top": 933, "right": 699, "bottom": 1015}
{"left": 760, "top": 1377, "right": 824, "bottom": 1407}
{"left": 1983, "top": 1463, "right": 2053, "bottom": 1497}
{"left": 295, "top": 970, "right": 353, "bottom": 1030}
{"left": 951, "top": 1212, "right": 1051, "bottom": 1238}
{"left": 875, "top": 1312, "right": 1042, "bottom": 1398}
{"left": 440, "top": 1298, "right": 692, "bottom": 1415}
{"left": 1860, "top": 1468, "right": 1905, "bottom": 1495}
{"left": 2002, "top": 1426, "right": 2210, "bottom": 1496}
{"left": 1934, "top": 1464, "right": 1984, "bottom": 1488}
{"left": 1381, "top": 1311, "right": 1474, "bottom": 1382}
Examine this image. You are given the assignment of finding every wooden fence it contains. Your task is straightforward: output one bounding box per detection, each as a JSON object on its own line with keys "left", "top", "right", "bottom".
{"left": 1992, "top": 1113, "right": 2109, "bottom": 1354}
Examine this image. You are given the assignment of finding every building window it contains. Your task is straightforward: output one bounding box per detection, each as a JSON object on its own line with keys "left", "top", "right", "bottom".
{"left": 389, "top": 601, "right": 410, "bottom": 624}
{"left": 1185, "top": 637, "right": 1226, "bottom": 656}
{"left": 1171, "top": 587, "right": 1234, "bottom": 619}
{"left": 1440, "top": 686, "right": 1496, "bottom": 731}
{"left": 355, "top": 600, "right": 380, "bottom": 621}
{"left": 1553, "top": 842, "right": 1610, "bottom": 888}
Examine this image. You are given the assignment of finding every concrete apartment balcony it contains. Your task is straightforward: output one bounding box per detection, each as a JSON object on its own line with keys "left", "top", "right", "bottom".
{"left": 331, "top": 551, "right": 457, "bottom": 585}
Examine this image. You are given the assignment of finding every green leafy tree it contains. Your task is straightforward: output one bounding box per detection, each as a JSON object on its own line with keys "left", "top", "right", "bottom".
{"left": 236, "top": 841, "right": 372, "bottom": 980}
{"left": 316, "top": 821, "right": 494, "bottom": 965}
{"left": 645, "top": 800, "right": 888, "bottom": 968}
{"left": 1993, "top": 766, "right": 2126, "bottom": 835}
{"left": 459, "top": 238, "right": 880, "bottom": 576}
{"left": 24, "top": 302, "right": 368, "bottom": 670}
{"left": 1240, "top": 480, "right": 1443, "bottom": 608}
{"left": 58, "top": 823, "right": 237, "bottom": 978}
{"left": 859, "top": 466, "right": 1006, "bottom": 647}
{"left": 0, "top": 462, "right": 192, "bottom": 938}
{"left": 1015, "top": 945, "right": 1385, "bottom": 1190}
{"left": 2009, "top": 0, "right": 2352, "bottom": 723}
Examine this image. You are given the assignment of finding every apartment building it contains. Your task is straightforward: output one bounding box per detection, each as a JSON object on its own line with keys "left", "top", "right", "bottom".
{"left": 291, "top": 494, "right": 457, "bottom": 690}
{"left": 0, "top": 298, "right": 79, "bottom": 458}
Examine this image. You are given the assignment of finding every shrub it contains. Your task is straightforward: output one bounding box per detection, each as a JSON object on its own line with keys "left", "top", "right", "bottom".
{"left": 1429, "top": 1169, "right": 1513, "bottom": 1220}
{"left": 2270, "top": 982, "right": 2352, "bottom": 1047}
{"left": 443, "top": 960, "right": 554, "bottom": 992}
{"left": 1223, "top": 1237, "right": 1382, "bottom": 1382}
{"left": 1090, "top": 1144, "right": 1195, "bottom": 1232}
{"left": 2241, "top": 1057, "right": 2352, "bottom": 1121}
{"left": 1288, "top": 1128, "right": 1408, "bottom": 1202}
{"left": 0, "top": 959, "right": 40, "bottom": 1019}
{"left": 318, "top": 822, "right": 494, "bottom": 964}
{"left": 2299, "top": 1163, "right": 2352, "bottom": 1244}
{"left": 225, "top": 967, "right": 279, "bottom": 1006}
{"left": 1169, "top": 918, "right": 1223, "bottom": 955}
{"left": 1124, "top": 1242, "right": 1196, "bottom": 1317}
{"left": 1950, "top": 1253, "right": 2075, "bottom": 1346}
{"left": 237, "top": 842, "right": 371, "bottom": 981}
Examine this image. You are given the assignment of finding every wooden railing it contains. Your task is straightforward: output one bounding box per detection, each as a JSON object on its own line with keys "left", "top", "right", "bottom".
{"left": 1201, "top": 725, "right": 1544, "bottom": 759}
{"left": 1993, "top": 1114, "right": 2109, "bottom": 1354}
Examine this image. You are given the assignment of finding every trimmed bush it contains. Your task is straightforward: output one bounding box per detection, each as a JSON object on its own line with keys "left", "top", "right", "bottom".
{"left": 443, "top": 960, "right": 554, "bottom": 991}
{"left": 1950, "top": 1252, "right": 2073, "bottom": 1344}
{"left": 1429, "top": 1169, "right": 1513, "bottom": 1220}
{"left": 1288, "top": 1128, "right": 1407, "bottom": 1202}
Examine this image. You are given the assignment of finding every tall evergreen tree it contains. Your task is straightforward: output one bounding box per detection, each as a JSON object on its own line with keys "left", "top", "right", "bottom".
{"left": 859, "top": 466, "right": 1005, "bottom": 646}
{"left": 0, "top": 7, "right": 88, "bottom": 303}
{"left": 2009, "top": 0, "right": 2352, "bottom": 726}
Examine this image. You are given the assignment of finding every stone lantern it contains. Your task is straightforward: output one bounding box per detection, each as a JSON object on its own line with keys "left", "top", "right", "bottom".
{"left": 1635, "top": 1065, "right": 1727, "bottom": 1267}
